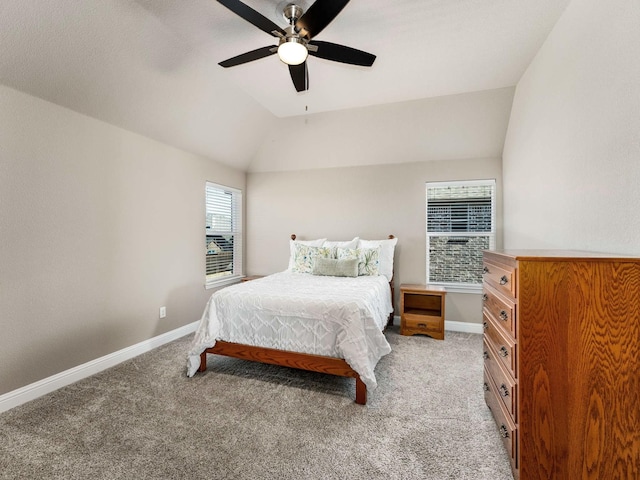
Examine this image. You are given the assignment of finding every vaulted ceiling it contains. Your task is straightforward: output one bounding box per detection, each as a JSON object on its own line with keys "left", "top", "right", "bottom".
{"left": 0, "top": 1, "right": 570, "bottom": 170}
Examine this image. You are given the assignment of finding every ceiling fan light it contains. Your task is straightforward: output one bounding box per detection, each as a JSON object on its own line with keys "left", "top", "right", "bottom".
{"left": 277, "top": 38, "right": 308, "bottom": 65}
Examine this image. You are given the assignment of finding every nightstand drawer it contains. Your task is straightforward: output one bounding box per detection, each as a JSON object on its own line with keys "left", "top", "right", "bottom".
{"left": 402, "top": 314, "right": 443, "bottom": 334}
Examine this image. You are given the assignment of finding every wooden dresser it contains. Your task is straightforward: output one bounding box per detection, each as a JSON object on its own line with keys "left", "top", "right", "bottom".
{"left": 482, "top": 250, "right": 640, "bottom": 479}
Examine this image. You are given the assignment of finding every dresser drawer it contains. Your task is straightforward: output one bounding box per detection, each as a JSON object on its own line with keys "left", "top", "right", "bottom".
{"left": 484, "top": 313, "right": 517, "bottom": 379}
{"left": 483, "top": 261, "right": 516, "bottom": 298}
{"left": 483, "top": 340, "right": 517, "bottom": 421}
{"left": 484, "top": 366, "right": 518, "bottom": 473}
{"left": 482, "top": 285, "right": 516, "bottom": 338}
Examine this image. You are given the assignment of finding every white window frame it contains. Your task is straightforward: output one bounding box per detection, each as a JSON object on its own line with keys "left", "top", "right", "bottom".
{"left": 205, "top": 182, "right": 243, "bottom": 289}
{"left": 425, "top": 179, "right": 496, "bottom": 294}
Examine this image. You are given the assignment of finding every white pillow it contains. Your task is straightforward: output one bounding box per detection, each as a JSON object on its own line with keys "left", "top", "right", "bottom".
{"left": 323, "top": 237, "right": 359, "bottom": 249}
{"left": 358, "top": 238, "right": 398, "bottom": 281}
{"left": 288, "top": 238, "right": 326, "bottom": 271}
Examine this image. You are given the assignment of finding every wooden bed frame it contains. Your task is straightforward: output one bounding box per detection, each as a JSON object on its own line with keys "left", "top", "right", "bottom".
{"left": 197, "top": 234, "right": 396, "bottom": 405}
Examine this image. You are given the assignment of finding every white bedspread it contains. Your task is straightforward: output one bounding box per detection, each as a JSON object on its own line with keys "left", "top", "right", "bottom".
{"left": 187, "top": 271, "right": 393, "bottom": 390}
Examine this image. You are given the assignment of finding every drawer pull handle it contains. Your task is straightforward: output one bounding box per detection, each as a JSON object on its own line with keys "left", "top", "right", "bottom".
{"left": 483, "top": 382, "right": 490, "bottom": 392}
{"left": 499, "top": 425, "right": 510, "bottom": 439}
{"left": 500, "top": 384, "right": 510, "bottom": 397}
{"left": 483, "top": 322, "right": 488, "bottom": 330}
{"left": 500, "top": 275, "right": 509, "bottom": 285}
{"left": 482, "top": 266, "right": 489, "bottom": 274}
{"left": 417, "top": 323, "right": 426, "bottom": 328}
{"left": 482, "top": 294, "right": 488, "bottom": 302}
{"left": 499, "top": 310, "right": 508, "bottom": 321}
{"left": 483, "top": 351, "right": 489, "bottom": 360}
{"left": 499, "top": 346, "right": 509, "bottom": 357}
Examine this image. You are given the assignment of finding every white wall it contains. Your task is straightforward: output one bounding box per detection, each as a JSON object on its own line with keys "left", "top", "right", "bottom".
{"left": 246, "top": 87, "right": 512, "bottom": 326}
{"left": 0, "top": 84, "right": 245, "bottom": 395}
{"left": 246, "top": 158, "right": 502, "bottom": 326}
{"left": 503, "top": 0, "right": 640, "bottom": 252}
{"left": 249, "top": 87, "right": 514, "bottom": 172}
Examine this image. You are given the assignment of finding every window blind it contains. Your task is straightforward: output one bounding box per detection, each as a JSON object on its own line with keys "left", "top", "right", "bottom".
{"left": 205, "top": 182, "right": 242, "bottom": 286}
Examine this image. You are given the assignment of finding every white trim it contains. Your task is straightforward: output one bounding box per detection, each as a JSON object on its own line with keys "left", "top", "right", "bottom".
{"left": 205, "top": 275, "right": 242, "bottom": 290}
{"left": 440, "top": 285, "right": 483, "bottom": 295}
{"left": 0, "top": 321, "right": 199, "bottom": 414}
{"left": 205, "top": 181, "right": 241, "bottom": 196}
{"left": 403, "top": 283, "right": 484, "bottom": 294}
{"left": 392, "top": 316, "right": 483, "bottom": 335}
{"left": 445, "top": 320, "right": 484, "bottom": 334}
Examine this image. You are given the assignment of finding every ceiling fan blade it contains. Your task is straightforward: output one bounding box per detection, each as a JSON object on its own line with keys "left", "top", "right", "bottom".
{"left": 217, "top": 0, "right": 285, "bottom": 37}
{"left": 295, "top": 0, "right": 349, "bottom": 39}
{"left": 219, "top": 46, "right": 277, "bottom": 68}
{"left": 289, "top": 62, "right": 308, "bottom": 92}
{"left": 308, "top": 40, "right": 376, "bottom": 67}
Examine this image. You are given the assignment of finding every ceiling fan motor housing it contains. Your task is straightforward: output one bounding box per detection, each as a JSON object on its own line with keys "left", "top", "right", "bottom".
{"left": 283, "top": 4, "right": 303, "bottom": 25}
{"left": 279, "top": 25, "right": 308, "bottom": 46}
{"left": 279, "top": 3, "right": 307, "bottom": 47}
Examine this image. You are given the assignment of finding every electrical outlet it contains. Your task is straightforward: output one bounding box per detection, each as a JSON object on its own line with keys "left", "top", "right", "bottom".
{"left": 159, "top": 306, "right": 166, "bottom": 319}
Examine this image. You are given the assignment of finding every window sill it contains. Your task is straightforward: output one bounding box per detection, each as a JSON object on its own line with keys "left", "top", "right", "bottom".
{"left": 205, "top": 275, "right": 242, "bottom": 290}
{"left": 431, "top": 284, "right": 483, "bottom": 294}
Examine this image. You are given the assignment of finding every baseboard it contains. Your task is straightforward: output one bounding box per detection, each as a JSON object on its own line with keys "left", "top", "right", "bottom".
{"left": 445, "top": 320, "right": 483, "bottom": 334}
{"left": 392, "top": 316, "right": 483, "bottom": 335}
{"left": 0, "top": 321, "right": 199, "bottom": 414}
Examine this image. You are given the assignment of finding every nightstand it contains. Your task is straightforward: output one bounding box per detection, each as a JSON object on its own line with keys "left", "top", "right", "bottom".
{"left": 400, "top": 284, "right": 446, "bottom": 340}
{"left": 241, "top": 275, "right": 265, "bottom": 282}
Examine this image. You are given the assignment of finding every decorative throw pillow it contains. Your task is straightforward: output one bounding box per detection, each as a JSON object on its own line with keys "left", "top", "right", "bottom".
{"left": 312, "top": 257, "right": 359, "bottom": 277}
{"left": 287, "top": 238, "right": 326, "bottom": 271}
{"left": 323, "top": 237, "right": 359, "bottom": 258}
{"left": 358, "top": 238, "right": 397, "bottom": 281}
{"left": 292, "top": 244, "right": 332, "bottom": 274}
{"left": 336, "top": 247, "right": 380, "bottom": 276}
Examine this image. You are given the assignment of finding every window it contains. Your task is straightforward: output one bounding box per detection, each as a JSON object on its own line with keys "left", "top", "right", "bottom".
{"left": 205, "top": 182, "right": 242, "bottom": 288}
{"left": 426, "top": 179, "right": 495, "bottom": 292}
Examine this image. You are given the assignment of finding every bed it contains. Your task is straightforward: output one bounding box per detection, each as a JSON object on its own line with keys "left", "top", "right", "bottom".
{"left": 187, "top": 234, "right": 397, "bottom": 405}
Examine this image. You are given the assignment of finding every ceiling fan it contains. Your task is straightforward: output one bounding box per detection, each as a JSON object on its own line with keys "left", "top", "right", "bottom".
{"left": 216, "top": 0, "right": 376, "bottom": 92}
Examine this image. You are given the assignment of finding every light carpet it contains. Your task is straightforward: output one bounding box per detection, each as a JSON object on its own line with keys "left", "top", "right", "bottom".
{"left": 0, "top": 327, "right": 513, "bottom": 479}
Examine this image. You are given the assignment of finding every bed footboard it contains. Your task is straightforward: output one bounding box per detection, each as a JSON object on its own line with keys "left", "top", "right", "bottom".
{"left": 199, "top": 341, "right": 368, "bottom": 405}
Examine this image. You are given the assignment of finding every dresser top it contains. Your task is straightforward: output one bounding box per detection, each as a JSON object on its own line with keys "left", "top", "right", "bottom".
{"left": 485, "top": 249, "right": 640, "bottom": 262}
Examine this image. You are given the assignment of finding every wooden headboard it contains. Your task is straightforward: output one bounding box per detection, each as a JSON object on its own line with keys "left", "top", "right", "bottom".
{"left": 291, "top": 234, "right": 395, "bottom": 241}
